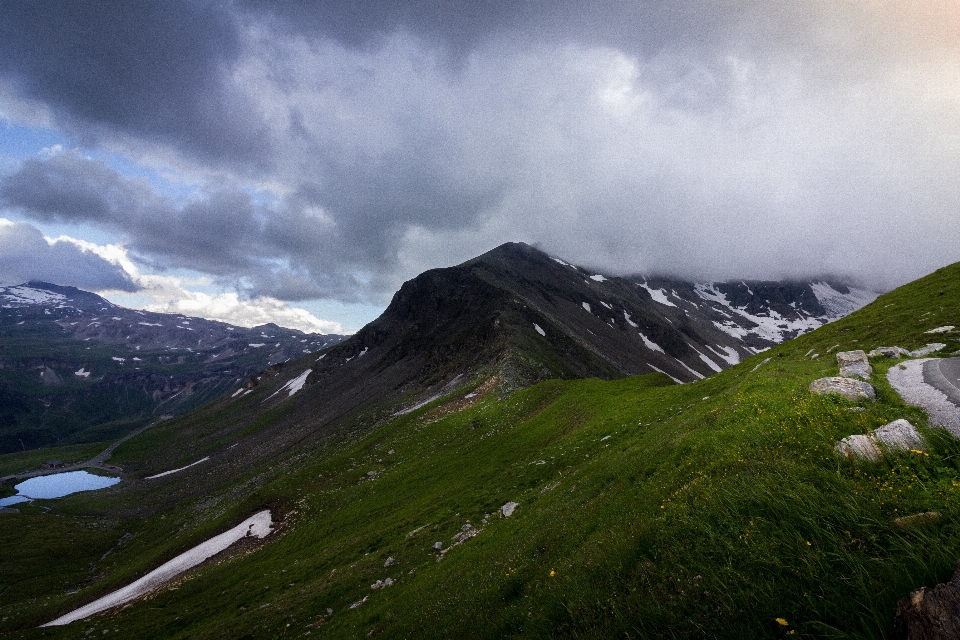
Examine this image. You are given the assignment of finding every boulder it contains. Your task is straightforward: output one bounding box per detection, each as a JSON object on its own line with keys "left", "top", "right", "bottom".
{"left": 874, "top": 419, "right": 926, "bottom": 451}
{"left": 894, "top": 560, "right": 960, "bottom": 640}
{"left": 910, "top": 343, "right": 947, "bottom": 357}
{"left": 894, "top": 512, "right": 941, "bottom": 529}
{"left": 836, "top": 350, "right": 872, "bottom": 379}
{"left": 835, "top": 434, "right": 881, "bottom": 462}
{"left": 869, "top": 346, "right": 909, "bottom": 358}
{"left": 40, "top": 366, "right": 62, "bottom": 386}
{"left": 501, "top": 502, "right": 518, "bottom": 518}
{"left": 810, "top": 377, "right": 876, "bottom": 401}
{"left": 835, "top": 419, "right": 925, "bottom": 462}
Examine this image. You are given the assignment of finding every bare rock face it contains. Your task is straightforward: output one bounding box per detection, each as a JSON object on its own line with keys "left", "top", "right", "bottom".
{"left": 836, "top": 419, "right": 925, "bottom": 462}
{"left": 837, "top": 350, "right": 872, "bottom": 379}
{"left": 810, "top": 376, "right": 876, "bottom": 401}
{"left": 894, "top": 560, "right": 960, "bottom": 640}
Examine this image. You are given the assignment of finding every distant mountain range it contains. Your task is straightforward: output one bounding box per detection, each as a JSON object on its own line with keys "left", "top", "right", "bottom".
{"left": 0, "top": 282, "right": 347, "bottom": 453}
{"left": 0, "top": 245, "right": 876, "bottom": 454}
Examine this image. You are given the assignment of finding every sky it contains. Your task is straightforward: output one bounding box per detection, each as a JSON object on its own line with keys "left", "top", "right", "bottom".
{"left": 0, "top": 1, "right": 958, "bottom": 334}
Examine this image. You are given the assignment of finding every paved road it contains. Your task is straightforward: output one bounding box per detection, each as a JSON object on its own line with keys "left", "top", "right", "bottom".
{"left": 0, "top": 415, "right": 172, "bottom": 483}
{"left": 924, "top": 357, "right": 960, "bottom": 408}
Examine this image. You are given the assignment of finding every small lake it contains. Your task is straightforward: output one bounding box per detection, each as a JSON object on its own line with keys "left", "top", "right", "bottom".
{"left": 0, "top": 471, "right": 120, "bottom": 507}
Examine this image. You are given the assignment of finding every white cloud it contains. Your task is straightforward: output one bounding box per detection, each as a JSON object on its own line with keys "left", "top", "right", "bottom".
{"left": 135, "top": 286, "right": 346, "bottom": 335}
{"left": 46, "top": 233, "right": 346, "bottom": 334}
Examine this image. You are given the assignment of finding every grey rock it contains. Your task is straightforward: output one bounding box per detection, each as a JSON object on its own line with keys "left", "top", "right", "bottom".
{"left": 433, "top": 541, "right": 442, "bottom": 550}
{"left": 836, "top": 419, "right": 925, "bottom": 462}
{"left": 894, "top": 560, "right": 960, "bottom": 640}
{"left": 370, "top": 577, "right": 394, "bottom": 590}
{"left": 874, "top": 419, "right": 926, "bottom": 451}
{"left": 910, "top": 343, "right": 947, "bottom": 357}
{"left": 835, "top": 434, "right": 882, "bottom": 462}
{"left": 384, "top": 556, "right": 394, "bottom": 567}
{"left": 501, "top": 502, "right": 519, "bottom": 518}
{"left": 837, "top": 350, "right": 872, "bottom": 379}
{"left": 869, "top": 346, "right": 909, "bottom": 358}
{"left": 810, "top": 377, "right": 876, "bottom": 401}
{"left": 40, "top": 366, "right": 62, "bottom": 386}
{"left": 924, "top": 326, "right": 955, "bottom": 334}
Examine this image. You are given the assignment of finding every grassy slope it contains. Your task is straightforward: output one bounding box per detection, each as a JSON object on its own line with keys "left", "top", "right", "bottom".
{"left": 2, "top": 263, "right": 959, "bottom": 638}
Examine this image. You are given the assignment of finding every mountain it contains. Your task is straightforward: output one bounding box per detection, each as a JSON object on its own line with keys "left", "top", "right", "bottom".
{"left": 8, "top": 244, "right": 940, "bottom": 638}
{"left": 0, "top": 245, "right": 870, "bottom": 457}
{"left": 296, "top": 242, "right": 875, "bottom": 403}
{"left": 0, "top": 282, "right": 347, "bottom": 452}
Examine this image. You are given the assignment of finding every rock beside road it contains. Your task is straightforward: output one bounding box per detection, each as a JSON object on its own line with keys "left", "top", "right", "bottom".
{"left": 835, "top": 419, "right": 925, "bottom": 462}
{"left": 910, "top": 343, "right": 947, "bottom": 357}
{"left": 837, "top": 350, "right": 872, "bottom": 379}
{"left": 869, "top": 346, "right": 910, "bottom": 358}
{"left": 810, "top": 377, "right": 876, "bottom": 401}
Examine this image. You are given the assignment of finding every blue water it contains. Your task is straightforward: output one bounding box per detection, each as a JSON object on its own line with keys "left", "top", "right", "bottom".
{"left": 0, "top": 471, "right": 120, "bottom": 506}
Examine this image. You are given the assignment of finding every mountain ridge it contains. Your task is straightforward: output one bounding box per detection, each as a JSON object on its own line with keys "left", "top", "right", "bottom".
{"left": 0, "top": 281, "right": 347, "bottom": 452}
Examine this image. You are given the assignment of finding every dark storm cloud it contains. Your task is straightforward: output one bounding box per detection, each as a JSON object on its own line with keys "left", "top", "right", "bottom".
{"left": 0, "top": 0, "right": 268, "bottom": 169}
{"left": 238, "top": 0, "right": 727, "bottom": 61}
{"left": 0, "top": 151, "right": 368, "bottom": 300}
{"left": 1, "top": 0, "right": 958, "bottom": 308}
{"left": 0, "top": 220, "right": 138, "bottom": 291}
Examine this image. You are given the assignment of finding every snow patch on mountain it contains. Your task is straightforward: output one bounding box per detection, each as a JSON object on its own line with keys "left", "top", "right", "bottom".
{"left": 689, "top": 345, "right": 722, "bottom": 373}
{"left": 694, "top": 283, "right": 844, "bottom": 343}
{"left": 676, "top": 359, "right": 705, "bottom": 380}
{"left": 647, "top": 364, "right": 682, "bottom": 384}
{"left": 266, "top": 368, "right": 313, "bottom": 402}
{"left": 1, "top": 285, "right": 67, "bottom": 305}
{"left": 810, "top": 282, "right": 878, "bottom": 318}
{"left": 640, "top": 284, "right": 677, "bottom": 307}
{"left": 705, "top": 344, "right": 740, "bottom": 366}
{"left": 637, "top": 332, "right": 664, "bottom": 353}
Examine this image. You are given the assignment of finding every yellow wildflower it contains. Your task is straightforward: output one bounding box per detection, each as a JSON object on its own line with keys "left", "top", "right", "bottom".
{"left": 776, "top": 618, "right": 789, "bottom": 626}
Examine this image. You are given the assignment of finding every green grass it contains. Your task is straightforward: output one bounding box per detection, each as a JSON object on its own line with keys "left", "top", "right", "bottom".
{"left": 1, "top": 262, "right": 958, "bottom": 638}
{"left": 0, "top": 442, "right": 107, "bottom": 477}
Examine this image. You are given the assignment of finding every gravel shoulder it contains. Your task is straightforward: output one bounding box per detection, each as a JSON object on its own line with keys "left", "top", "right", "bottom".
{"left": 887, "top": 358, "right": 960, "bottom": 437}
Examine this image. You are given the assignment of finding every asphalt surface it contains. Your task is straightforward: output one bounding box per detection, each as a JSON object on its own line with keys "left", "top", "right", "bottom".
{"left": 923, "top": 357, "right": 960, "bottom": 408}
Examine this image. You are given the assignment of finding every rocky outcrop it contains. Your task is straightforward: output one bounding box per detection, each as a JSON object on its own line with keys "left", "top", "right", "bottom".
{"left": 910, "top": 344, "right": 947, "bottom": 357}
{"left": 810, "top": 376, "right": 876, "bottom": 401}
{"left": 837, "top": 350, "right": 872, "bottom": 380}
{"left": 835, "top": 419, "right": 925, "bottom": 462}
{"left": 894, "top": 560, "right": 960, "bottom": 640}
{"left": 869, "top": 346, "right": 910, "bottom": 358}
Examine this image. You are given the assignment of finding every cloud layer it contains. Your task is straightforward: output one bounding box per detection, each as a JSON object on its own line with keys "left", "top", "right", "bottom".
{"left": 0, "top": 220, "right": 138, "bottom": 291}
{"left": 1, "top": 0, "right": 959, "bottom": 317}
